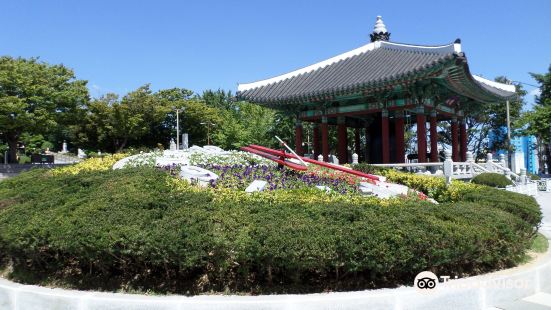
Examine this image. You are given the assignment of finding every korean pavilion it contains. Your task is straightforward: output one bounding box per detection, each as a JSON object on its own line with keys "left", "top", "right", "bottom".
{"left": 237, "top": 16, "right": 516, "bottom": 164}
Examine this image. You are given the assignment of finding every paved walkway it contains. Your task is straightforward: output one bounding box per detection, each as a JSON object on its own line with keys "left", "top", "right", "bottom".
{"left": 538, "top": 192, "right": 551, "bottom": 239}
{"left": 494, "top": 192, "right": 551, "bottom": 310}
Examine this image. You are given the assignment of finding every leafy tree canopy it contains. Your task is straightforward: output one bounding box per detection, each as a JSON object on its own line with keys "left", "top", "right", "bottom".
{"left": 0, "top": 56, "right": 89, "bottom": 163}
{"left": 518, "top": 65, "right": 551, "bottom": 171}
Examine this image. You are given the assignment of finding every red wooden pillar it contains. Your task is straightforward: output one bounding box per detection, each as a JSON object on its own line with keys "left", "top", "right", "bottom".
{"left": 460, "top": 119, "right": 467, "bottom": 161}
{"left": 354, "top": 127, "right": 361, "bottom": 158}
{"left": 294, "top": 120, "right": 304, "bottom": 156}
{"left": 416, "top": 106, "right": 427, "bottom": 163}
{"left": 394, "top": 110, "right": 405, "bottom": 163}
{"left": 313, "top": 124, "right": 320, "bottom": 159}
{"left": 321, "top": 117, "right": 329, "bottom": 162}
{"left": 451, "top": 117, "right": 459, "bottom": 162}
{"left": 381, "top": 110, "right": 390, "bottom": 164}
{"left": 337, "top": 116, "right": 348, "bottom": 164}
{"left": 430, "top": 110, "right": 439, "bottom": 162}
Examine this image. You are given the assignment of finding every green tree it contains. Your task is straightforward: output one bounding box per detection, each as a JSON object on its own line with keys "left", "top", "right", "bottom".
{"left": 179, "top": 99, "right": 224, "bottom": 147}
{"left": 19, "top": 133, "right": 53, "bottom": 154}
{"left": 77, "top": 85, "right": 172, "bottom": 153}
{"left": 268, "top": 111, "right": 296, "bottom": 149}
{"left": 153, "top": 88, "right": 224, "bottom": 148}
{"left": 438, "top": 76, "right": 525, "bottom": 160}
{"left": 518, "top": 65, "right": 551, "bottom": 172}
{"left": 531, "top": 66, "right": 551, "bottom": 107}
{"left": 201, "top": 89, "right": 235, "bottom": 110}
{"left": 198, "top": 90, "right": 280, "bottom": 150}
{"left": 212, "top": 109, "right": 248, "bottom": 149}
{"left": 0, "top": 56, "right": 89, "bottom": 163}
{"left": 77, "top": 93, "right": 119, "bottom": 152}
{"left": 214, "top": 101, "right": 276, "bottom": 149}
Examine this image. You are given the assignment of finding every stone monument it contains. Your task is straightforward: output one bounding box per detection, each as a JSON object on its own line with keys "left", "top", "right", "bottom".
{"left": 182, "top": 133, "right": 189, "bottom": 150}
{"left": 77, "top": 148, "right": 86, "bottom": 159}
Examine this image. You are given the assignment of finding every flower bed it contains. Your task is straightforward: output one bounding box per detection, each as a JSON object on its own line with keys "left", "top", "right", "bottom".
{"left": 52, "top": 153, "right": 129, "bottom": 175}
{"left": 198, "top": 164, "right": 360, "bottom": 194}
{"left": 189, "top": 151, "right": 275, "bottom": 166}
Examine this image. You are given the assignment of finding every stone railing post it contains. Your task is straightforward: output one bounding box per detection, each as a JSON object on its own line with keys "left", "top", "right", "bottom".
{"left": 443, "top": 150, "right": 453, "bottom": 185}
{"left": 317, "top": 154, "right": 324, "bottom": 162}
{"left": 499, "top": 153, "right": 507, "bottom": 168}
{"left": 466, "top": 151, "right": 474, "bottom": 162}
{"left": 486, "top": 153, "right": 494, "bottom": 172}
{"left": 352, "top": 153, "right": 359, "bottom": 165}
{"left": 504, "top": 168, "right": 511, "bottom": 180}
{"left": 520, "top": 168, "right": 527, "bottom": 184}
{"left": 466, "top": 151, "right": 474, "bottom": 175}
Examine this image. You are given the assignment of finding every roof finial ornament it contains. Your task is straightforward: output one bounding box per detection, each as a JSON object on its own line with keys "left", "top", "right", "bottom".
{"left": 370, "top": 15, "right": 390, "bottom": 42}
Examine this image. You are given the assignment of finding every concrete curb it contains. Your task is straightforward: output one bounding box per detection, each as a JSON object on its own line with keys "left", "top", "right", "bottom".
{"left": 1, "top": 240, "right": 550, "bottom": 310}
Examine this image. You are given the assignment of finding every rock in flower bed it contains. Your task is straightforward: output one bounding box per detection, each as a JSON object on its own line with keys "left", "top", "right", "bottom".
{"left": 198, "top": 164, "right": 360, "bottom": 194}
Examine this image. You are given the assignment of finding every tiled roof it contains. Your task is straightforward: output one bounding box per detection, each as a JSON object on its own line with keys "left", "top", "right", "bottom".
{"left": 472, "top": 75, "right": 517, "bottom": 97}
{"left": 237, "top": 41, "right": 516, "bottom": 104}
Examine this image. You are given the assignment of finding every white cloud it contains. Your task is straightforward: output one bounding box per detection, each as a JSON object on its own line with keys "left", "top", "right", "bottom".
{"left": 528, "top": 88, "right": 541, "bottom": 98}
{"left": 523, "top": 88, "right": 542, "bottom": 111}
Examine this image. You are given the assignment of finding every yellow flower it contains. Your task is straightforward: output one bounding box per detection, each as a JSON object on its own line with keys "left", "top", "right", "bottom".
{"left": 52, "top": 154, "right": 130, "bottom": 176}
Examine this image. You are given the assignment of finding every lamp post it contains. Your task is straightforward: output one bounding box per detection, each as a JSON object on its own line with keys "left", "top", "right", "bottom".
{"left": 174, "top": 108, "right": 183, "bottom": 150}
{"left": 506, "top": 99, "right": 511, "bottom": 168}
{"left": 200, "top": 122, "right": 215, "bottom": 145}
{"left": 505, "top": 79, "right": 513, "bottom": 169}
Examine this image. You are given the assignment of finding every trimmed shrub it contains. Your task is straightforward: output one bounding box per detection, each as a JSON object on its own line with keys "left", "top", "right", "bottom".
{"left": 380, "top": 169, "right": 451, "bottom": 201}
{"left": 18, "top": 155, "right": 31, "bottom": 164}
{"left": 471, "top": 172, "right": 513, "bottom": 188}
{"left": 457, "top": 187, "right": 541, "bottom": 229}
{"left": 351, "top": 163, "right": 389, "bottom": 175}
{"left": 379, "top": 170, "right": 541, "bottom": 228}
{"left": 0, "top": 167, "right": 541, "bottom": 295}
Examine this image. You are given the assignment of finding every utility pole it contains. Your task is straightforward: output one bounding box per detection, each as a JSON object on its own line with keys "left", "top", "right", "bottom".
{"left": 506, "top": 99, "right": 511, "bottom": 168}
{"left": 200, "top": 122, "right": 215, "bottom": 145}
{"left": 506, "top": 100, "right": 511, "bottom": 142}
{"left": 505, "top": 76, "right": 513, "bottom": 169}
{"left": 176, "top": 109, "right": 180, "bottom": 150}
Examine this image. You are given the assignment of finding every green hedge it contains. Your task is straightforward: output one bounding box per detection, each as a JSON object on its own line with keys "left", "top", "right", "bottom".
{"left": 351, "top": 163, "right": 389, "bottom": 175}
{"left": 379, "top": 170, "right": 541, "bottom": 229}
{"left": 0, "top": 167, "right": 541, "bottom": 294}
{"left": 472, "top": 172, "right": 513, "bottom": 188}
{"left": 457, "top": 187, "right": 541, "bottom": 228}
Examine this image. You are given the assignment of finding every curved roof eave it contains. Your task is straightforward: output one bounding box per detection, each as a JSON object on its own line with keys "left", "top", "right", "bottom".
{"left": 237, "top": 40, "right": 460, "bottom": 93}
{"left": 471, "top": 75, "right": 518, "bottom": 100}
{"left": 449, "top": 56, "right": 518, "bottom": 102}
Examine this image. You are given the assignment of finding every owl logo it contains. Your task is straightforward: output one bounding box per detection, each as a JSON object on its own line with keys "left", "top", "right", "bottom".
{"left": 414, "top": 271, "right": 438, "bottom": 291}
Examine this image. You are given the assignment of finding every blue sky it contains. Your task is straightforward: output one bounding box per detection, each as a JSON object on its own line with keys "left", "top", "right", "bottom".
{"left": 1, "top": 0, "right": 549, "bottom": 105}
